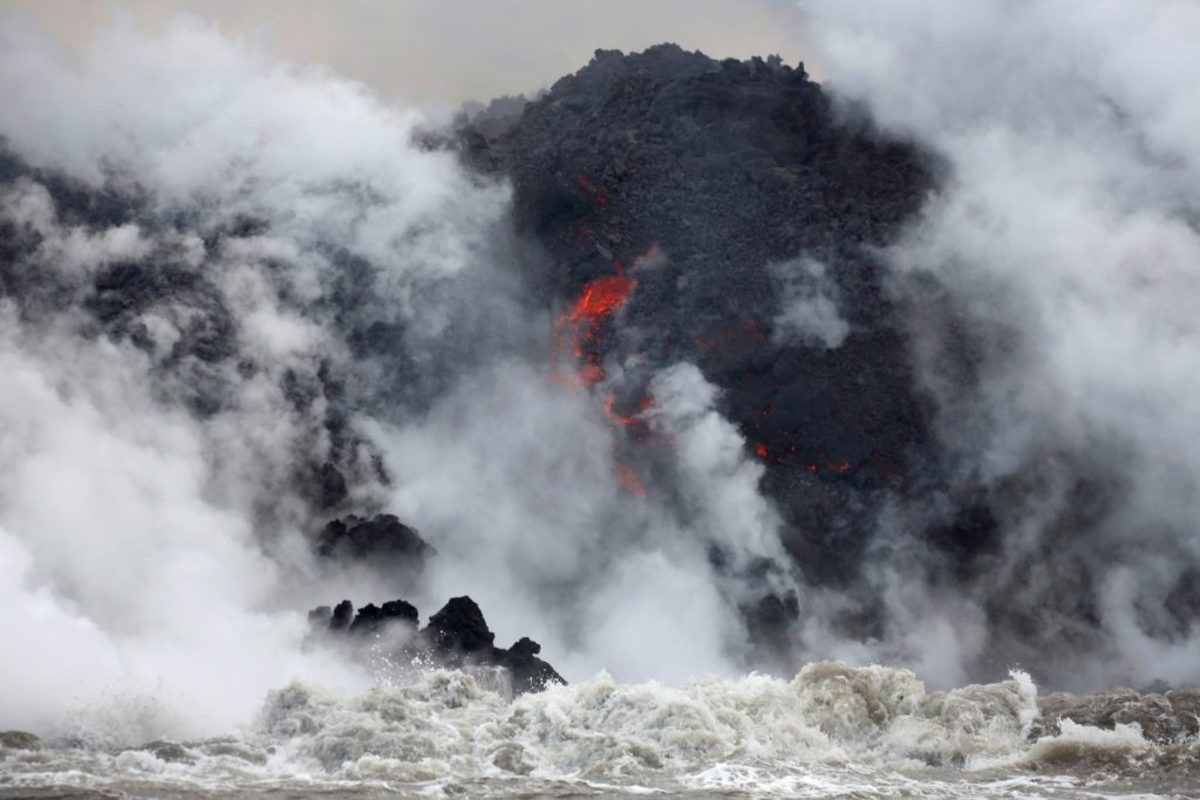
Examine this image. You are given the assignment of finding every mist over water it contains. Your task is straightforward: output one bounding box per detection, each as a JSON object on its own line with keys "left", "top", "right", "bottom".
{"left": 802, "top": 0, "right": 1200, "bottom": 690}
{"left": 1, "top": 3, "right": 1199, "bottom": 798}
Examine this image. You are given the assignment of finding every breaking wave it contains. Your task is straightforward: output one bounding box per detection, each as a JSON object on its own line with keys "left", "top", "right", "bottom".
{"left": 3, "top": 663, "right": 1197, "bottom": 798}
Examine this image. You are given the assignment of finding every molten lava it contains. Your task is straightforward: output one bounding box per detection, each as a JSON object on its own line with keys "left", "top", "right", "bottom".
{"left": 547, "top": 182, "right": 650, "bottom": 497}
{"left": 568, "top": 273, "right": 637, "bottom": 322}
{"left": 552, "top": 264, "right": 637, "bottom": 387}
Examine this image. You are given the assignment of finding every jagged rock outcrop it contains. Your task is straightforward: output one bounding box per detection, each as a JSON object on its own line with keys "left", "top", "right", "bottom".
{"left": 308, "top": 595, "right": 565, "bottom": 695}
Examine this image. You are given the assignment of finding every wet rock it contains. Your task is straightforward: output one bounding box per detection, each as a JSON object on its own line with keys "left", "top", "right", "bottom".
{"left": 348, "top": 599, "right": 420, "bottom": 634}
{"left": 1035, "top": 688, "right": 1194, "bottom": 743}
{"left": 309, "top": 594, "right": 565, "bottom": 695}
{"left": 329, "top": 599, "right": 354, "bottom": 631}
{"left": 0, "top": 730, "right": 44, "bottom": 750}
{"left": 425, "top": 596, "right": 496, "bottom": 655}
{"left": 1166, "top": 689, "right": 1200, "bottom": 736}
{"left": 136, "top": 740, "right": 196, "bottom": 763}
{"left": 501, "top": 636, "right": 566, "bottom": 695}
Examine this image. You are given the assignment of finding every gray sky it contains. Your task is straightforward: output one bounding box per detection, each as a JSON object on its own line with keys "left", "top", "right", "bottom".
{"left": 5, "top": 0, "right": 807, "bottom": 109}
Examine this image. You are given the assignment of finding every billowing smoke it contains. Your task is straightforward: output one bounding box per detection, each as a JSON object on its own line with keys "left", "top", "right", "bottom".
{"left": 800, "top": 0, "right": 1200, "bottom": 688}
{"left": 0, "top": 16, "right": 783, "bottom": 738}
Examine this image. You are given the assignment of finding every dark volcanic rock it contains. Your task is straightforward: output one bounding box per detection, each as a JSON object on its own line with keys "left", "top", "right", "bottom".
{"left": 349, "top": 599, "right": 420, "bottom": 634}
{"left": 330, "top": 599, "right": 354, "bottom": 631}
{"left": 316, "top": 514, "right": 433, "bottom": 575}
{"left": 426, "top": 595, "right": 496, "bottom": 654}
{"left": 466, "top": 44, "right": 937, "bottom": 592}
{"left": 310, "top": 595, "right": 565, "bottom": 695}
{"left": 0, "top": 147, "right": 395, "bottom": 528}
{"left": 501, "top": 636, "right": 566, "bottom": 695}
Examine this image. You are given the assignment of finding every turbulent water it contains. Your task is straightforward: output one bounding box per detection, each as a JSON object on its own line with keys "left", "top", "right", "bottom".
{"left": 3, "top": 663, "right": 1197, "bottom": 799}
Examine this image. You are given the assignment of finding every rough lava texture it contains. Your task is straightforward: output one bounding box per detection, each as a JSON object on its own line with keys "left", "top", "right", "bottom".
{"left": 308, "top": 596, "right": 566, "bottom": 696}
{"left": 463, "top": 44, "right": 939, "bottom": 627}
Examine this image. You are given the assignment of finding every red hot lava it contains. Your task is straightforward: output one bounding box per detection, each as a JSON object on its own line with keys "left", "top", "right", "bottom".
{"left": 552, "top": 263, "right": 637, "bottom": 387}
{"left": 549, "top": 259, "right": 652, "bottom": 496}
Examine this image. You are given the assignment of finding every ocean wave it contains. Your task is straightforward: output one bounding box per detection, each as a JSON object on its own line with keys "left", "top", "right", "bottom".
{"left": 4, "top": 662, "right": 1196, "bottom": 798}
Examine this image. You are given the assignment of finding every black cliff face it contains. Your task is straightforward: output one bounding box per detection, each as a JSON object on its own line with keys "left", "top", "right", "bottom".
{"left": 465, "top": 44, "right": 939, "bottom": 590}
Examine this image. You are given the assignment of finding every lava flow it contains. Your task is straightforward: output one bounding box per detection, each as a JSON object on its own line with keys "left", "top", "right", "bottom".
{"left": 552, "top": 262, "right": 637, "bottom": 387}
{"left": 549, "top": 259, "right": 651, "bottom": 496}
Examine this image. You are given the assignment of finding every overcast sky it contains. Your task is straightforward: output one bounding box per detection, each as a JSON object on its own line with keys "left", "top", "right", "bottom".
{"left": 5, "top": 0, "right": 808, "bottom": 110}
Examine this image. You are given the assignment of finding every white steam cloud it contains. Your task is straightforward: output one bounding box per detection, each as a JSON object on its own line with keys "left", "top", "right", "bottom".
{"left": 770, "top": 257, "right": 849, "bottom": 349}
{"left": 801, "top": 0, "right": 1200, "bottom": 688}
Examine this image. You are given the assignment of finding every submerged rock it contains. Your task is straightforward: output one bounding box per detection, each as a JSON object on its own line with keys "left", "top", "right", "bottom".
{"left": 0, "top": 730, "right": 44, "bottom": 751}
{"left": 135, "top": 740, "right": 196, "bottom": 764}
{"left": 1034, "top": 688, "right": 1200, "bottom": 743}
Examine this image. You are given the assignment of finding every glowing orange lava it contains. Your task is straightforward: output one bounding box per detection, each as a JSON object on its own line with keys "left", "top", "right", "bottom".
{"left": 552, "top": 265, "right": 637, "bottom": 387}
{"left": 568, "top": 273, "right": 637, "bottom": 321}
{"left": 546, "top": 205, "right": 648, "bottom": 497}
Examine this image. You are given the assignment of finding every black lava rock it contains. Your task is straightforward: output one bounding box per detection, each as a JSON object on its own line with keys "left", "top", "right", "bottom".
{"left": 500, "top": 636, "right": 566, "bottom": 695}
{"left": 309, "top": 594, "right": 565, "bottom": 695}
{"left": 425, "top": 595, "right": 496, "bottom": 655}
{"left": 348, "top": 599, "right": 420, "bottom": 634}
{"left": 316, "top": 514, "right": 433, "bottom": 575}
